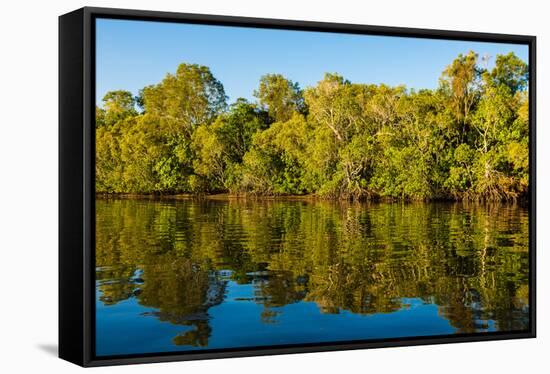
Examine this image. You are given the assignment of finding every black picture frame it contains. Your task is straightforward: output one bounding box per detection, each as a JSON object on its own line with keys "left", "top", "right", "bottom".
{"left": 59, "top": 6, "right": 536, "bottom": 367}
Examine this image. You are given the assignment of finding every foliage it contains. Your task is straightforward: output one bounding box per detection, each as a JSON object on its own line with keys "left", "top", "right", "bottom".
{"left": 254, "top": 74, "right": 305, "bottom": 122}
{"left": 139, "top": 63, "right": 227, "bottom": 136}
{"left": 96, "top": 53, "right": 529, "bottom": 201}
{"left": 96, "top": 90, "right": 137, "bottom": 127}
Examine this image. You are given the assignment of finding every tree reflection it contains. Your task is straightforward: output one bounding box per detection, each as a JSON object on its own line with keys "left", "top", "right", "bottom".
{"left": 96, "top": 198, "right": 530, "bottom": 347}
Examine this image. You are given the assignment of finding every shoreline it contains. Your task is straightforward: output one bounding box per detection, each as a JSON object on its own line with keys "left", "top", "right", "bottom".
{"left": 96, "top": 192, "right": 319, "bottom": 201}
{"left": 95, "top": 192, "right": 528, "bottom": 205}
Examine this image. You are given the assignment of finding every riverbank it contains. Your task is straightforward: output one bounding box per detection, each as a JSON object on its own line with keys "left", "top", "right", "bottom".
{"left": 96, "top": 192, "right": 318, "bottom": 201}
{"left": 95, "top": 192, "right": 529, "bottom": 206}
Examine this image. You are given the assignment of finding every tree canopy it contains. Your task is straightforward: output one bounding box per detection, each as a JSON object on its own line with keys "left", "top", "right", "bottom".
{"left": 96, "top": 55, "right": 529, "bottom": 201}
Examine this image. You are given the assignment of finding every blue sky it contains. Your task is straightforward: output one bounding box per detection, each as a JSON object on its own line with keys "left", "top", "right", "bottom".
{"left": 96, "top": 18, "right": 528, "bottom": 106}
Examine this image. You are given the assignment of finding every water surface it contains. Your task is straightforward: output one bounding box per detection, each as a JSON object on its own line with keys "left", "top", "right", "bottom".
{"left": 95, "top": 198, "right": 529, "bottom": 356}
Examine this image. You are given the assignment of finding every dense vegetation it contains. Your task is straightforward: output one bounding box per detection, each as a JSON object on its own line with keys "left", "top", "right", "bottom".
{"left": 96, "top": 51, "right": 529, "bottom": 201}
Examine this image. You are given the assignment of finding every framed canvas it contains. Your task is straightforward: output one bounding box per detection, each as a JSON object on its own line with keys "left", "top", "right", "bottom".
{"left": 59, "top": 7, "right": 536, "bottom": 367}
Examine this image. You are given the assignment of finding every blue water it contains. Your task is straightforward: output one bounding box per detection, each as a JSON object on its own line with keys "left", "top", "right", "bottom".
{"left": 97, "top": 279, "right": 459, "bottom": 356}
{"left": 95, "top": 199, "right": 528, "bottom": 356}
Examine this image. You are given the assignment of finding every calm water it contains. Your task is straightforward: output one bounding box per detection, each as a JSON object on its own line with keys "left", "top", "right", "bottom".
{"left": 95, "top": 198, "right": 529, "bottom": 356}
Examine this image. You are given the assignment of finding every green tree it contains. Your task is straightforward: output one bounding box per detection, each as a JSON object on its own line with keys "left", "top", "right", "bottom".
{"left": 96, "top": 90, "right": 137, "bottom": 127}
{"left": 439, "top": 51, "right": 482, "bottom": 141}
{"left": 95, "top": 52, "right": 529, "bottom": 201}
{"left": 192, "top": 99, "right": 269, "bottom": 191}
{"left": 490, "top": 52, "right": 528, "bottom": 94}
{"left": 241, "top": 114, "right": 310, "bottom": 194}
{"left": 140, "top": 63, "right": 227, "bottom": 136}
{"left": 254, "top": 74, "right": 304, "bottom": 122}
{"left": 304, "top": 74, "right": 363, "bottom": 142}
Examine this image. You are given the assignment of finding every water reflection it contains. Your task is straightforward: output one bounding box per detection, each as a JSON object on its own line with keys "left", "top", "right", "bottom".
{"left": 95, "top": 198, "right": 529, "bottom": 356}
